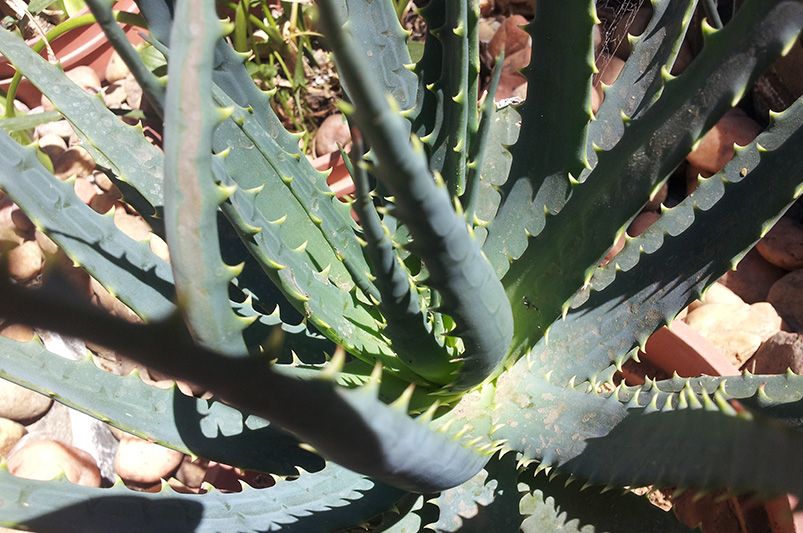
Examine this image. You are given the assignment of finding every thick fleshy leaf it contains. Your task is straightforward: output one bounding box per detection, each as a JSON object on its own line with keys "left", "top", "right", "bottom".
{"left": 0, "top": 465, "right": 405, "bottom": 533}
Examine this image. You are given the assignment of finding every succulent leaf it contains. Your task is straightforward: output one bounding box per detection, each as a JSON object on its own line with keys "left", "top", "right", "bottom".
{"left": 85, "top": 0, "right": 165, "bottom": 114}
{"left": 334, "top": 0, "right": 418, "bottom": 111}
{"left": 0, "top": 464, "right": 405, "bottom": 532}
{"left": 430, "top": 452, "right": 523, "bottom": 532}
{"left": 347, "top": 140, "right": 456, "bottom": 384}
{"left": 0, "top": 336, "right": 322, "bottom": 474}
{"left": 210, "top": 90, "right": 381, "bottom": 303}
{"left": 615, "top": 372, "right": 803, "bottom": 413}
{"left": 1, "top": 0, "right": 802, "bottom": 527}
{"left": 0, "top": 280, "right": 488, "bottom": 492}
{"left": 0, "top": 27, "right": 164, "bottom": 222}
{"left": 473, "top": 104, "right": 520, "bottom": 245}
{"left": 518, "top": 467, "right": 690, "bottom": 532}
{"left": 319, "top": 0, "right": 514, "bottom": 389}
{"left": 532, "top": 95, "right": 803, "bottom": 383}
{"left": 0, "top": 131, "right": 174, "bottom": 321}
{"left": 464, "top": 56, "right": 504, "bottom": 225}
{"left": 439, "top": 0, "right": 471, "bottom": 196}
{"left": 409, "top": 0, "right": 446, "bottom": 144}
{"left": 504, "top": 0, "right": 803, "bottom": 357}
{"left": 493, "top": 369, "right": 803, "bottom": 498}
{"left": 582, "top": 0, "right": 698, "bottom": 178}
{"left": 162, "top": 0, "right": 248, "bottom": 356}
{"left": 482, "top": 1, "right": 596, "bottom": 277}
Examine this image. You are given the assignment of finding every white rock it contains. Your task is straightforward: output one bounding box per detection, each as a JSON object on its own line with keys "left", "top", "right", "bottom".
{"left": 0, "top": 379, "right": 52, "bottom": 422}
{"left": 114, "top": 436, "right": 184, "bottom": 484}
{"left": 8, "top": 439, "right": 101, "bottom": 487}
{"left": 34, "top": 120, "right": 75, "bottom": 140}
{"left": 105, "top": 51, "right": 131, "bottom": 84}
{"left": 684, "top": 302, "right": 782, "bottom": 366}
{"left": 0, "top": 417, "right": 25, "bottom": 457}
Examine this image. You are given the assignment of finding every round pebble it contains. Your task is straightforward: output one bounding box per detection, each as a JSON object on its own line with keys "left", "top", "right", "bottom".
{"left": 9, "top": 439, "right": 101, "bottom": 487}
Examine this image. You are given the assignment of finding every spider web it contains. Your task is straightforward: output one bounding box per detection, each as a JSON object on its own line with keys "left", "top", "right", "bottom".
{"left": 595, "top": 0, "right": 646, "bottom": 85}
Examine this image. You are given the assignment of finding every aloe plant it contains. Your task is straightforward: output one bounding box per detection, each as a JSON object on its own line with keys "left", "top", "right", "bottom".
{"left": 0, "top": 0, "right": 802, "bottom": 530}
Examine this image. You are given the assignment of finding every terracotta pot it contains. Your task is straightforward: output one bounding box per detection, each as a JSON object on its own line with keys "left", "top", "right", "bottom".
{"left": 640, "top": 321, "right": 739, "bottom": 378}
{"left": 0, "top": 0, "right": 143, "bottom": 108}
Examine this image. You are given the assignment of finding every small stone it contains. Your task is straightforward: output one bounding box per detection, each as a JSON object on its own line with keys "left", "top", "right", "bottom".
{"left": 13, "top": 100, "right": 29, "bottom": 113}
{"left": 105, "top": 51, "right": 131, "bottom": 84}
{"left": 168, "top": 477, "right": 202, "bottom": 494}
{"left": 602, "top": 233, "right": 625, "bottom": 265}
{"left": 146, "top": 369, "right": 207, "bottom": 398}
{"left": 0, "top": 417, "right": 25, "bottom": 457}
{"left": 686, "top": 108, "right": 761, "bottom": 176}
{"left": 38, "top": 133, "right": 68, "bottom": 162}
{"left": 595, "top": 54, "right": 625, "bottom": 86}
{"left": 489, "top": 15, "right": 531, "bottom": 64}
{"left": 114, "top": 436, "right": 184, "bottom": 484}
{"left": 0, "top": 203, "right": 22, "bottom": 246}
{"left": 34, "top": 120, "right": 75, "bottom": 141}
{"left": 89, "top": 347, "right": 138, "bottom": 376}
{"left": 313, "top": 114, "right": 351, "bottom": 157}
{"left": 593, "top": 24, "right": 602, "bottom": 54}
{"left": 92, "top": 171, "right": 114, "bottom": 192}
{"left": 23, "top": 401, "right": 72, "bottom": 445}
{"left": 7, "top": 240, "right": 43, "bottom": 282}
{"left": 40, "top": 94, "right": 55, "bottom": 113}
{"left": 0, "top": 379, "right": 52, "bottom": 423}
{"left": 41, "top": 257, "right": 93, "bottom": 299}
{"left": 103, "top": 82, "right": 129, "bottom": 109}
{"left": 0, "top": 323, "right": 34, "bottom": 342}
{"left": 478, "top": 19, "right": 499, "bottom": 43}
{"left": 240, "top": 469, "right": 276, "bottom": 489}
{"left": 767, "top": 270, "right": 803, "bottom": 331}
{"left": 122, "top": 76, "right": 143, "bottom": 109}
{"left": 175, "top": 457, "right": 208, "bottom": 489}
{"left": 756, "top": 217, "right": 803, "bottom": 270}
{"left": 66, "top": 66, "right": 102, "bottom": 93}
{"left": 478, "top": 0, "right": 493, "bottom": 17}
{"left": 54, "top": 147, "right": 95, "bottom": 180}
{"left": 10, "top": 207, "right": 34, "bottom": 234}
{"left": 9, "top": 439, "right": 101, "bottom": 487}
{"left": 591, "top": 85, "right": 603, "bottom": 114}
{"left": 35, "top": 230, "right": 58, "bottom": 256}
{"left": 745, "top": 331, "right": 803, "bottom": 374}
{"left": 90, "top": 278, "right": 140, "bottom": 322}
{"left": 720, "top": 249, "right": 786, "bottom": 303}
{"left": 89, "top": 189, "right": 122, "bottom": 214}
{"left": 684, "top": 302, "right": 782, "bottom": 366}
{"left": 107, "top": 425, "right": 130, "bottom": 441}
{"left": 707, "top": 282, "right": 746, "bottom": 306}
{"left": 114, "top": 208, "right": 151, "bottom": 241}
{"left": 644, "top": 183, "right": 668, "bottom": 211}
{"left": 496, "top": 71, "right": 528, "bottom": 102}
{"left": 203, "top": 462, "right": 245, "bottom": 492}
{"left": 74, "top": 177, "right": 98, "bottom": 205}
{"left": 627, "top": 211, "right": 660, "bottom": 237}
{"left": 67, "top": 408, "right": 118, "bottom": 483}
{"left": 149, "top": 234, "right": 170, "bottom": 263}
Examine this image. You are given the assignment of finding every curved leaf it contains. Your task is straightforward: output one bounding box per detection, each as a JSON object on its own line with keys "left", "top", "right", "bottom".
{"left": 0, "top": 464, "right": 405, "bottom": 533}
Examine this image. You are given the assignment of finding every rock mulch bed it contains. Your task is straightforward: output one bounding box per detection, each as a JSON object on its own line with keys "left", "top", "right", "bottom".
{"left": 0, "top": 3, "right": 802, "bottom": 528}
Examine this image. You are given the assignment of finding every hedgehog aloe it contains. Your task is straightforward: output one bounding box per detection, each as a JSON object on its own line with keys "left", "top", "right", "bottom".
{"left": 0, "top": 0, "right": 802, "bottom": 530}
